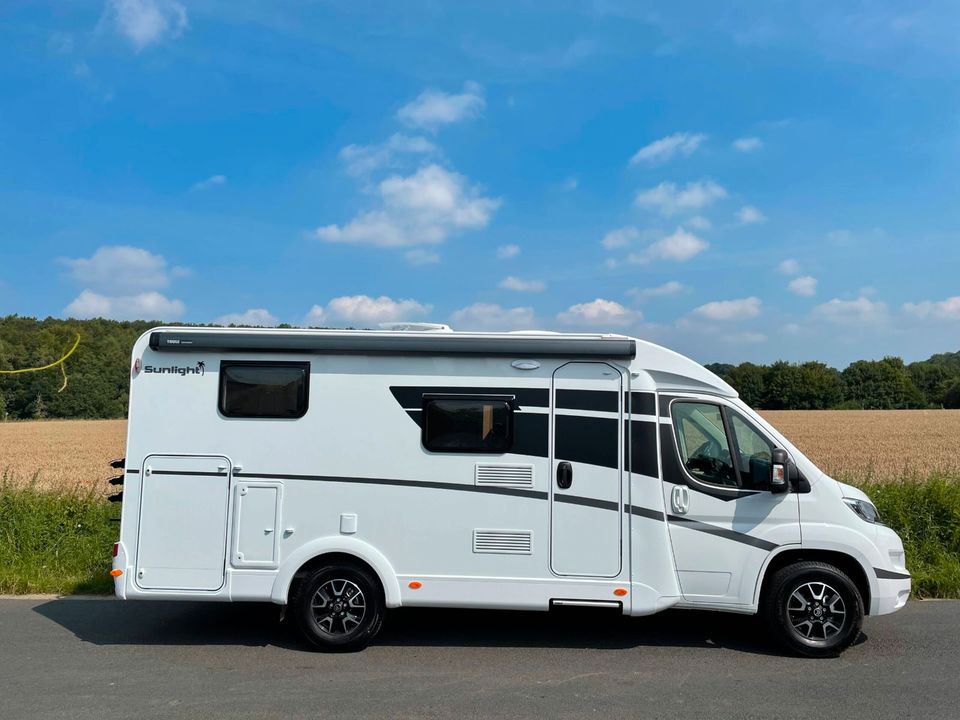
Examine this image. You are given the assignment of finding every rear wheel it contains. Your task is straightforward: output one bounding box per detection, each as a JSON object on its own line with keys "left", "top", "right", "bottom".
{"left": 292, "top": 563, "right": 385, "bottom": 651}
{"left": 763, "top": 561, "right": 863, "bottom": 657}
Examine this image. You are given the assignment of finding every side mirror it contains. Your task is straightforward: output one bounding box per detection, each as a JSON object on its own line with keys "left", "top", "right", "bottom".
{"left": 770, "top": 449, "right": 789, "bottom": 494}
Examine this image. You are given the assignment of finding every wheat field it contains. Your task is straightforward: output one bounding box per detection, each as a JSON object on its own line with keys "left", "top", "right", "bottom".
{"left": 1, "top": 410, "right": 959, "bottom": 492}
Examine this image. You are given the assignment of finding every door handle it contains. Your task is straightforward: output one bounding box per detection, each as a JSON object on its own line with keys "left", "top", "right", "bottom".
{"left": 556, "top": 461, "right": 573, "bottom": 489}
{"left": 671, "top": 485, "right": 690, "bottom": 515}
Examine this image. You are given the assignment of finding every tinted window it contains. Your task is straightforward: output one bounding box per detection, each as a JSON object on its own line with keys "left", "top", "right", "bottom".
{"left": 729, "top": 410, "right": 775, "bottom": 489}
{"left": 671, "top": 402, "right": 739, "bottom": 487}
{"left": 219, "top": 362, "right": 309, "bottom": 418}
{"left": 423, "top": 397, "right": 513, "bottom": 453}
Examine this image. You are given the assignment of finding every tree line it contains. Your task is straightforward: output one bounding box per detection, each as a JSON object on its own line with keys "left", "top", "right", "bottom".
{"left": 1, "top": 314, "right": 959, "bottom": 420}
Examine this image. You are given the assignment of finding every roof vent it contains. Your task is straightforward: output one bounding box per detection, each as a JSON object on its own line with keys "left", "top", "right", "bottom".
{"left": 378, "top": 322, "right": 453, "bottom": 332}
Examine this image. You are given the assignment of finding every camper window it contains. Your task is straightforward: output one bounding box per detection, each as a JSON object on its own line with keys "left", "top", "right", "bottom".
{"left": 422, "top": 396, "right": 513, "bottom": 453}
{"left": 219, "top": 361, "right": 310, "bottom": 419}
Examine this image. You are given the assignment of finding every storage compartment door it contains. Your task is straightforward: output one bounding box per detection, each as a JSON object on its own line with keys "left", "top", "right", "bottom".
{"left": 232, "top": 482, "right": 282, "bottom": 568}
{"left": 136, "top": 455, "right": 230, "bottom": 591}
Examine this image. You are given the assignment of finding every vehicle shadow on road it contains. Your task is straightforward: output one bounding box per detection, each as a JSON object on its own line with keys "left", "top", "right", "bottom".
{"left": 33, "top": 598, "right": 799, "bottom": 656}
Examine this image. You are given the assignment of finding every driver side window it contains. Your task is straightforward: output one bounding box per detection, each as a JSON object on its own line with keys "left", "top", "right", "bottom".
{"left": 671, "top": 402, "right": 738, "bottom": 488}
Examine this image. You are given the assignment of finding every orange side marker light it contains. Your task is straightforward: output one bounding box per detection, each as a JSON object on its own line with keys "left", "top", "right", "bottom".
{"left": 110, "top": 569, "right": 123, "bottom": 577}
{"left": 408, "top": 581, "right": 422, "bottom": 589}
{"left": 613, "top": 588, "right": 628, "bottom": 597}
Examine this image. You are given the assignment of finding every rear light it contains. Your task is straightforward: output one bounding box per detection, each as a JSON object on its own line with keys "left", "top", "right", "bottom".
{"left": 112, "top": 543, "right": 119, "bottom": 558}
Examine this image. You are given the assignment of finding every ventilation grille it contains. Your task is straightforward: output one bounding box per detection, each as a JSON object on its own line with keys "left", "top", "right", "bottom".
{"left": 475, "top": 463, "right": 535, "bottom": 489}
{"left": 473, "top": 529, "right": 533, "bottom": 555}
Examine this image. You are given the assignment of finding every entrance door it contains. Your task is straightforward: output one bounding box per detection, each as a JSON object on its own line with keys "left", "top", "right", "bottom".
{"left": 550, "top": 362, "right": 623, "bottom": 577}
{"left": 661, "top": 398, "right": 800, "bottom": 603}
{"left": 136, "top": 454, "right": 231, "bottom": 591}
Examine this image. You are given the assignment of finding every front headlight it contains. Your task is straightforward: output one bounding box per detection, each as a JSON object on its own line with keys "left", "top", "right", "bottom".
{"left": 843, "top": 497, "right": 882, "bottom": 525}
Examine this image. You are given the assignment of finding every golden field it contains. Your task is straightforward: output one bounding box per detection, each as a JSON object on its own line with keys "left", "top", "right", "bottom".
{"left": 0, "top": 419, "right": 126, "bottom": 492}
{"left": 1, "top": 410, "right": 959, "bottom": 492}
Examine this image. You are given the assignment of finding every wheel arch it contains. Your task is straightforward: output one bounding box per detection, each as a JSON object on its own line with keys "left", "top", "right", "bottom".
{"left": 755, "top": 547, "right": 873, "bottom": 615}
{"left": 271, "top": 537, "right": 402, "bottom": 608}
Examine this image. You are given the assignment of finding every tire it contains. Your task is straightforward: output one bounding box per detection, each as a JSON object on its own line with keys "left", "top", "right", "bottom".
{"left": 762, "top": 560, "right": 864, "bottom": 658}
{"left": 292, "top": 563, "right": 385, "bottom": 652}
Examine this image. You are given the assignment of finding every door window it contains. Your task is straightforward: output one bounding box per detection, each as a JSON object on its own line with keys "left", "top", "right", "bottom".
{"left": 728, "top": 410, "right": 775, "bottom": 490}
{"left": 671, "top": 402, "right": 739, "bottom": 488}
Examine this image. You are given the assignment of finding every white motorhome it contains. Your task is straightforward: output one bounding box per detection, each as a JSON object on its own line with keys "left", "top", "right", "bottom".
{"left": 110, "top": 326, "right": 910, "bottom": 657}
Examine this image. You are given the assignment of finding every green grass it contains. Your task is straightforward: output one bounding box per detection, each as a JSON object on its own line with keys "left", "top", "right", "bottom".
{"left": 0, "top": 474, "right": 116, "bottom": 594}
{"left": 0, "top": 471, "right": 957, "bottom": 598}
{"left": 852, "top": 473, "right": 960, "bottom": 599}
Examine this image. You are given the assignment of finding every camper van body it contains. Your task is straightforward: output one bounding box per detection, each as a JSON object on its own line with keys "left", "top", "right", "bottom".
{"left": 112, "top": 327, "right": 910, "bottom": 655}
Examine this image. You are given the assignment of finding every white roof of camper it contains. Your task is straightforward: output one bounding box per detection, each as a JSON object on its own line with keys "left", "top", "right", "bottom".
{"left": 140, "top": 326, "right": 736, "bottom": 398}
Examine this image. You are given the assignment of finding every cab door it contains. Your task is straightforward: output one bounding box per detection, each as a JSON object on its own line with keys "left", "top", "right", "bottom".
{"left": 660, "top": 398, "right": 800, "bottom": 604}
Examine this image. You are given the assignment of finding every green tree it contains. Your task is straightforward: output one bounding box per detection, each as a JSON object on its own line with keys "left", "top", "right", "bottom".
{"left": 725, "top": 362, "right": 767, "bottom": 407}
{"left": 944, "top": 380, "right": 960, "bottom": 409}
{"left": 842, "top": 357, "right": 926, "bottom": 409}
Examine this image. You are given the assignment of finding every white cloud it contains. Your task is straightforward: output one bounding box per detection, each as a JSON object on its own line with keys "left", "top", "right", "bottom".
{"left": 563, "top": 176, "right": 578, "bottom": 191}
{"left": 104, "top": 0, "right": 187, "bottom": 52}
{"left": 627, "top": 281, "right": 685, "bottom": 301}
{"left": 396, "top": 81, "right": 485, "bottom": 131}
{"left": 191, "top": 174, "right": 225, "bottom": 191}
{"left": 450, "top": 303, "right": 536, "bottom": 331}
{"left": 404, "top": 249, "right": 440, "bottom": 265}
{"left": 499, "top": 276, "right": 545, "bottom": 292}
{"left": 691, "top": 297, "right": 762, "bottom": 321}
{"left": 788, "top": 275, "right": 818, "bottom": 297}
{"left": 778, "top": 258, "right": 801, "bottom": 276}
{"left": 65, "top": 290, "right": 185, "bottom": 320}
{"left": 557, "top": 298, "right": 641, "bottom": 326}
{"left": 733, "top": 137, "right": 763, "bottom": 152}
{"left": 903, "top": 296, "right": 960, "bottom": 322}
{"left": 687, "top": 215, "right": 712, "bottom": 230}
{"left": 339, "top": 134, "right": 438, "bottom": 178}
{"left": 630, "top": 227, "right": 708, "bottom": 264}
{"left": 736, "top": 205, "right": 766, "bottom": 224}
{"left": 60, "top": 245, "right": 183, "bottom": 293}
{"left": 812, "top": 296, "right": 888, "bottom": 325}
{"left": 314, "top": 164, "right": 500, "bottom": 247}
{"left": 215, "top": 308, "right": 279, "bottom": 327}
{"left": 601, "top": 226, "right": 640, "bottom": 250}
{"left": 496, "top": 244, "right": 520, "bottom": 259}
{"left": 630, "top": 132, "right": 706, "bottom": 165}
{"left": 827, "top": 229, "right": 854, "bottom": 245}
{"left": 634, "top": 180, "right": 727, "bottom": 216}
{"left": 305, "top": 295, "right": 432, "bottom": 327}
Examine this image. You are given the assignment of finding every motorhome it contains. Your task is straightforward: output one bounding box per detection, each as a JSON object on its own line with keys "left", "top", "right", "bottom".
{"left": 110, "top": 325, "right": 910, "bottom": 657}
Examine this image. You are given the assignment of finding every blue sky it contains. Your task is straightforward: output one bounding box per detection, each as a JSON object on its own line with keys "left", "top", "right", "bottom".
{"left": 1, "top": 1, "right": 959, "bottom": 367}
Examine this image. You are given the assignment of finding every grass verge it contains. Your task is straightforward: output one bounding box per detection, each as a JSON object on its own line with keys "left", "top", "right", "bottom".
{"left": 0, "top": 471, "right": 957, "bottom": 598}
{"left": 853, "top": 474, "right": 960, "bottom": 599}
{"left": 0, "top": 474, "right": 116, "bottom": 594}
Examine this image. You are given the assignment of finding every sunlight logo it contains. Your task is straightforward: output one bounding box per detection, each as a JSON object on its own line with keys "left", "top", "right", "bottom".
{"left": 143, "top": 361, "right": 206, "bottom": 377}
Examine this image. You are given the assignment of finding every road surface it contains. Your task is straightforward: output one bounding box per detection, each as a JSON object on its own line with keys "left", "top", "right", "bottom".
{"left": 0, "top": 598, "right": 956, "bottom": 719}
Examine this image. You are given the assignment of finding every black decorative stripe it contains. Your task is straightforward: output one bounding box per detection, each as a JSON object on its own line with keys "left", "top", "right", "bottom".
{"left": 555, "top": 494, "right": 620, "bottom": 511}
{"left": 629, "top": 505, "right": 665, "bottom": 521}
{"left": 666, "top": 515, "right": 778, "bottom": 551}
{"left": 554, "top": 415, "right": 619, "bottom": 469}
{"left": 512, "top": 412, "right": 549, "bottom": 458}
{"left": 150, "top": 470, "right": 225, "bottom": 478}
{"left": 629, "top": 392, "right": 657, "bottom": 416}
{"left": 874, "top": 568, "right": 911, "bottom": 580}
{"left": 126, "top": 468, "right": 140, "bottom": 474}
{"left": 390, "top": 385, "right": 548, "bottom": 409}
{"left": 659, "top": 395, "right": 677, "bottom": 418}
{"left": 238, "top": 471, "right": 549, "bottom": 501}
{"left": 556, "top": 389, "right": 618, "bottom": 413}
{"left": 625, "top": 420, "right": 659, "bottom": 478}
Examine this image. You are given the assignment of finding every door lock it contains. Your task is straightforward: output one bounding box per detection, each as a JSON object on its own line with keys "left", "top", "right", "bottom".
{"left": 556, "top": 461, "right": 573, "bottom": 489}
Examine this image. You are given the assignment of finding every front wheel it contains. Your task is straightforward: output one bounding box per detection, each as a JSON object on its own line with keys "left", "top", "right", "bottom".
{"left": 292, "top": 564, "right": 385, "bottom": 651}
{"left": 763, "top": 561, "right": 864, "bottom": 657}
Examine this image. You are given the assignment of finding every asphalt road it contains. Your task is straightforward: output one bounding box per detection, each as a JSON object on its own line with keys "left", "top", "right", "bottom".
{"left": 0, "top": 598, "right": 956, "bottom": 719}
